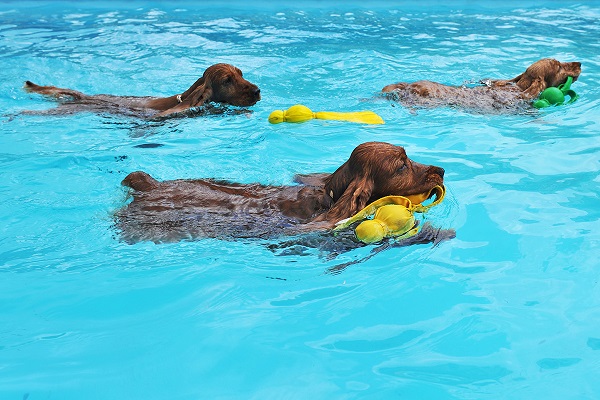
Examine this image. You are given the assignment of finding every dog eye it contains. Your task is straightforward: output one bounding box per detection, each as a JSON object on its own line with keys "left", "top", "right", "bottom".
{"left": 397, "top": 164, "right": 407, "bottom": 173}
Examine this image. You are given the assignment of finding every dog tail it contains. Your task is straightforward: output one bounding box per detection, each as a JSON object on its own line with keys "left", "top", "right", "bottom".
{"left": 24, "top": 81, "right": 85, "bottom": 100}
{"left": 122, "top": 171, "right": 159, "bottom": 192}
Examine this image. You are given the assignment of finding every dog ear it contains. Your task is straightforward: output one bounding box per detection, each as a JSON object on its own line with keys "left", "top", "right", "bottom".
{"left": 153, "top": 77, "right": 213, "bottom": 118}
{"left": 185, "top": 81, "right": 213, "bottom": 108}
{"left": 323, "top": 174, "right": 375, "bottom": 222}
{"left": 522, "top": 77, "right": 546, "bottom": 98}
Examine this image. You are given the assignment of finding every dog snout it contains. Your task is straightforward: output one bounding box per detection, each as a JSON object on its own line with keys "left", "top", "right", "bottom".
{"left": 252, "top": 86, "right": 261, "bottom": 101}
{"left": 429, "top": 165, "right": 445, "bottom": 178}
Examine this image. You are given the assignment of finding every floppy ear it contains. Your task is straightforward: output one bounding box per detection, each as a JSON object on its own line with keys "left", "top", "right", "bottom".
{"left": 153, "top": 78, "right": 213, "bottom": 118}
{"left": 185, "top": 82, "right": 213, "bottom": 108}
{"left": 323, "top": 174, "right": 375, "bottom": 222}
{"left": 522, "top": 77, "right": 546, "bottom": 98}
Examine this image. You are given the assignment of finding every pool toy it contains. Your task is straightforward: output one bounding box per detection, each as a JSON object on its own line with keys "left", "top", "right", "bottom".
{"left": 334, "top": 185, "right": 446, "bottom": 244}
{"left": 268, "top": 104, "right": 384, "bottom": 125}
{"left": 533, "top": 76, "right": 578, "bottom": 109}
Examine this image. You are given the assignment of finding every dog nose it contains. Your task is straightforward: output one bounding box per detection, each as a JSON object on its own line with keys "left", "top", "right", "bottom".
{"left": 430, "top": 166, "right": 445, "bottom": 178}
{"left": 254, "top": 88, "right": 261, "bottom": 95}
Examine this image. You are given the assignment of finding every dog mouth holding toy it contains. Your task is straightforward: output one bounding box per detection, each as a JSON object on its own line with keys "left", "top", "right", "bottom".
{"left": 533, "top": 76, "right": 579, "bottom": 108}
{"left": 335, "top": 185, "right": 446, "bottom": 244}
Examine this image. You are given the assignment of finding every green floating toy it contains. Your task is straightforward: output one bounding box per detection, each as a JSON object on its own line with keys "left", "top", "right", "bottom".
{"left": 533, "top": 76, "right": 578, "bottom": 109}
{"left": 334, "top": 185, "right": 446, "bottom": 244}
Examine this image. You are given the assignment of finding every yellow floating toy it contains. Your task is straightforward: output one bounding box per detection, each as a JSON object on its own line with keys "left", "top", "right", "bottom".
{"left": 334, "top": 185, "right": 446, "bottom": 244}
{"left": 268, "top": 104, "right": 384, "bottom": 125}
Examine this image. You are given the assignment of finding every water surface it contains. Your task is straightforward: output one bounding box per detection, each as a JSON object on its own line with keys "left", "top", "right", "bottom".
{"left": 1, "top": 1, "right": 599, "bottom": 399}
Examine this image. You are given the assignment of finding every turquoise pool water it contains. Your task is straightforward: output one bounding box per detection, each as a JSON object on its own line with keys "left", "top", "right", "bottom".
{"left": 1, "top": 1, "right": 599, "bottom": 399}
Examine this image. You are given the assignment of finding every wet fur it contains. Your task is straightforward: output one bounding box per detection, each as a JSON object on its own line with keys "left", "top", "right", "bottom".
{"left": 116, "top": 142, "right": 446, "bottom": 244}
{"left": 23, "top": 63, "right": 261, "bottom": 119}
{"left": 382, "top": 58, "right": 581, "bottom": 114}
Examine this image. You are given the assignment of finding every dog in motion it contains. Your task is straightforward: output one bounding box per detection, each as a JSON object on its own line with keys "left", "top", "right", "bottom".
{"left": 116, "top": 142, "right": 446, "bottom": 244}
{"left": 23, "top": 63, "right": 261, "bottom": 119}
{"left": 382, "top": 58, "right": 581, "bottom": 113}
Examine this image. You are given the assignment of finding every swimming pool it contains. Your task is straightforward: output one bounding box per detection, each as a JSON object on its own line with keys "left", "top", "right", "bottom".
{"left": 1, "top": 1, "right": 599, "bottom": 398}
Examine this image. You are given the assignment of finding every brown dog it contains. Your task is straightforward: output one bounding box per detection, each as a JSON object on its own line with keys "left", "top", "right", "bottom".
{"left": 23, "top": 63, "right": 261, "bottom": 118}
{"left": 116, "top": 142, "right": 446, "bottom": 244}
{"left": 382, "top": 58, "right": 581, "bottom": 113}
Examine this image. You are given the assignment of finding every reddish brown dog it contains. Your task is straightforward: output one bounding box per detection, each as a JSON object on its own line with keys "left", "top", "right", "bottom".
{"left": 382, "top": 58, "right": 581, "bottom": 113}
{"left": 24, "top": 63, "right": 261, "bottom": 118}
{"left": 116, "top": 142, "right": 445, "bottom": 243}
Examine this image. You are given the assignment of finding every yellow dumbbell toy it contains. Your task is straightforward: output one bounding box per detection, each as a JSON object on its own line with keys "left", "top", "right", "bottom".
{"left": 268, "top": 104, "right": 384, "bottom": 125}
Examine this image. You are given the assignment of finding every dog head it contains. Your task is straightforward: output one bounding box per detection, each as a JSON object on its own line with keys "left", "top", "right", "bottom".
{"left": 515, "top": 58, "right": 581, "bottom": 98}
{"left": 181, "top": 63, "right": 261, "bottom": 108}
{"left": 321, "top": 142, "right": 445, "bottom": 222}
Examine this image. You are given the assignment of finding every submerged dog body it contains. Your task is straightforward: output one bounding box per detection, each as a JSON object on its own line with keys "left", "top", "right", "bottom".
{"left": 116, "top": 142, "right": 446, "bottom": 243}
{"left": 382, "top": 58, "right": 581, "bottom": 113}
{"left": 24, "top": 63, "right": 261, "bottom": 118}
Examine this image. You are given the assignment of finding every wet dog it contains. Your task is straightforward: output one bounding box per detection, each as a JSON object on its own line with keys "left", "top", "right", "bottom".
{"left": 115, "top": 142, "right": 446, "bottom": 244}
{"left": 382, "top": 58, "right": 581, "bottom": 113}
{"left": 23, "top": 63, "right": 261, "bottom": 119}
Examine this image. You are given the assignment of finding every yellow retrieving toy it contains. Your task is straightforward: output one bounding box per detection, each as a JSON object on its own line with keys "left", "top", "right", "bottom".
{"left": 334, "top": 185, "right": 446, "bottom": 244}
{"left": 268, "top": 104, "right": 384, "bottom": 125}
